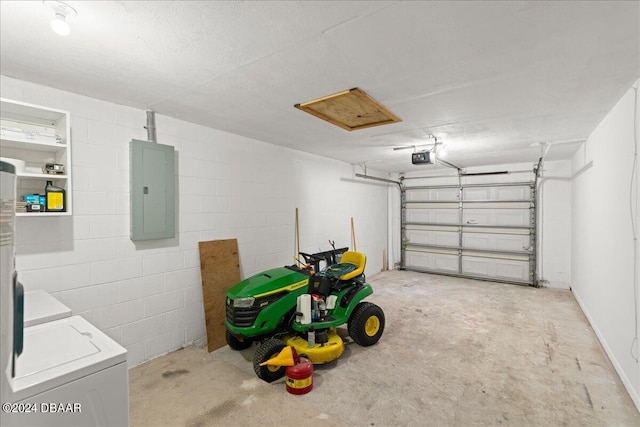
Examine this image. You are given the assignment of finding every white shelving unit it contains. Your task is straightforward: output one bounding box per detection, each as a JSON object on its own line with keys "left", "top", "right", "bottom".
{"left": 0, "top": 98, "right": 72, "bottom": 216}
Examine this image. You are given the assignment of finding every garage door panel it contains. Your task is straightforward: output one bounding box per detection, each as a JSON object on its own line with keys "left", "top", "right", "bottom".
{"left": 463, "top": 209, "right": 530, "bottom": 226}
{"left": 406, "top": 230, "right": 459, "bottom": 246}
{"left": 462, "top": 256, "right": 530, "bottom": 282}
{"left": 496, "top": 186, "right": 530, "bottom": 200}
{"left": 463, "top": 188, "right": 492, "bottom": 200}
{"left": 463, "top": 186, "right": 530, "bottom": 201}
{"left": 406, "top": 224, "right": 459, "bottom": 232}
{"left": 496, "top": 235, "right": 531, "bottom": 251}
{"left": 406, "top": 188, "right": 459, "bottom": 202}
{"left": 462, "top": 256, "right": 490, "bottom": 276}
{"left": 406, "top": 209, "right": 458, "bottom": 224}
{"left": 462, "top": 233, "right": 530, "bottom": 251}
{"left": 407, "top": 202, "right": 459, "bottom": 209}
{"left": 406, "top": 251, "right": 458, "bottom": 273}
{"left": 496, "top": 211, "right": 529, "bottom": 226}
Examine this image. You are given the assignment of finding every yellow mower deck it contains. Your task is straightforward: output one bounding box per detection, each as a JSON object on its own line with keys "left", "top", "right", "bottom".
{"left": 283, "top": 328, "right": 344, "bottom": 364}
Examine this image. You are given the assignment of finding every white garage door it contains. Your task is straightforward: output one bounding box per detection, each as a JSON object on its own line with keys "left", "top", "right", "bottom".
{"left": 402, "top": 172, "right": 536, "bottom": 285}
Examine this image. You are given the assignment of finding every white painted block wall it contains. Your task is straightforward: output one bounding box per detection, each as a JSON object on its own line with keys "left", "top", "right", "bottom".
{"left": 1, "top": 75, "right": 389, "bottom": 367}
{"left": 571, "top": 82, "right": 640, "bottom": 410}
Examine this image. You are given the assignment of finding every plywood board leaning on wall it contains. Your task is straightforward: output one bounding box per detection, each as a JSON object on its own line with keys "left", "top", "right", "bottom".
{"left": 199, "top": 239, "right": 241, "bottom": 352}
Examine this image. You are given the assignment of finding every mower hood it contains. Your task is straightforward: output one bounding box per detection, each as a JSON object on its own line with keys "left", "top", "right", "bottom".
{"left": 226, "top": 267, "right": 309, "bottom": 300}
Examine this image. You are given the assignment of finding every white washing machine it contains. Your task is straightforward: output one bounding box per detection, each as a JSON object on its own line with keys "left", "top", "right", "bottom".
{"left": 23, "top": 290, "right": 71, "bottom": 327}
{"left": 5, "top": 315, "right": 129, "bottom": 427}
{"left": 1, "top": 162, "right": 129, "bottom": 426}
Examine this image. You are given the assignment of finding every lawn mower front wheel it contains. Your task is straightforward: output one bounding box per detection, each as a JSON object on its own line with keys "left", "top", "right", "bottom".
{"left": 225, "top": 330, "right": 253, "bottom": 351}
{"left": 253, "top": 339, "right": 287, "bottom": 383}
{"left": 348, "top": 302, "right": 385, "bottom": 346}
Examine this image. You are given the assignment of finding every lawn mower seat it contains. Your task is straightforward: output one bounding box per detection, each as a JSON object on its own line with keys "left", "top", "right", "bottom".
{"left": 338, "top": 251, "right": 366, "bottom": 281}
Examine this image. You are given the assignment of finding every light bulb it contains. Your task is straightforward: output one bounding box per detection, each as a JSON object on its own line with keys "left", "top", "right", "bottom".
{"left": 51, "top": 13, "right": 70, "bottom": 35}
{"left": 44, "top": 2, "right": 76, "bottom": 36}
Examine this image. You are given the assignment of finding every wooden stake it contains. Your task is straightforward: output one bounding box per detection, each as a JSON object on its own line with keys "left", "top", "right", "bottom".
{"left": 351, "top": 217, "right": 357, "bottom": 251}
{"left": 295, "top": 208, "right": 300, "bottom": 260}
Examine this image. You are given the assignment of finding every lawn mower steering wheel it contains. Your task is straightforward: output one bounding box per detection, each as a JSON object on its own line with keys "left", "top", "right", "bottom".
{"left": 298, "top": 252, "right": 322, "bottom": 272}
{"left": 299, "top": 252, "right": 318, "bottom": 264}
{"left": 324, "top": 263, "right": 356, "bottom": 278}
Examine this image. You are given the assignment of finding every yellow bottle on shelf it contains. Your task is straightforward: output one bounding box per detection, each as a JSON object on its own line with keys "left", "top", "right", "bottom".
{"left": 45, "top": 180, "right": 65, "bottom": 212}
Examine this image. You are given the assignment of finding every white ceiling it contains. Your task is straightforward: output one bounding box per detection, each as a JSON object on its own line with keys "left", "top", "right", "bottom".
{"left": 1, "top": 1, "right": 638, "bottom": 173}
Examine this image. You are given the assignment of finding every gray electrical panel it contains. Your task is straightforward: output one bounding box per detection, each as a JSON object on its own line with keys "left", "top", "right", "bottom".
{"left": 130, "top": 139, "right": 175, "bottom": 241}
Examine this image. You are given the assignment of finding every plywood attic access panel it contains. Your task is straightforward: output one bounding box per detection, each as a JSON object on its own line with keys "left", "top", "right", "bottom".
{"left": 294, "top": 87, "right": 402, "bottom": 131}
{"left": 199, "top": 239, "right": 241, "bottom": 352}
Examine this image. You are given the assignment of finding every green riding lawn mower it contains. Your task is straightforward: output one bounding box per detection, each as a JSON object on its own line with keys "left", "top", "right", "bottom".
{"left": 225, "top": 247, "right": 385, "bottom": 382}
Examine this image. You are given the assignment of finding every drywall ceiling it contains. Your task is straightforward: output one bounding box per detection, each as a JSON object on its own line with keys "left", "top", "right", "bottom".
{"left": 1, "top": 1, "right": 638, "bottom": 173}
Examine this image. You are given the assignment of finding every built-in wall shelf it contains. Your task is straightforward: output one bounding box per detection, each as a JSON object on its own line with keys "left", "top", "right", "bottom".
{"left": 0, "top": 138, "right": 68, "bottom": 151}
{"left": 1, "top": 98, "right": 72, "bottom": 216}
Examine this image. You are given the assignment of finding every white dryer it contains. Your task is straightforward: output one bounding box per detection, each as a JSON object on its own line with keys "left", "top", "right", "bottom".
{"left": 6, "top": 316, "right": 129, "bottom": 427}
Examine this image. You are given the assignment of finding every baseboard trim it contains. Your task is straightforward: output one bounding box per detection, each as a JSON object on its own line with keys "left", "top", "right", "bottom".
{"left": 572, "top": 288, "right": 640, "bottom": 413}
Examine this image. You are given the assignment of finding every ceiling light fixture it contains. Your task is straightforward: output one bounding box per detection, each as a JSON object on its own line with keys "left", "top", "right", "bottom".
{"left": 392, "top": 145, "right": 417, "bottom": 151}
{"left": 44, "top": 1, "right": 77, "bottom": 36}
{"left": 393, "top": 134, "right": 441, "bottom": 152}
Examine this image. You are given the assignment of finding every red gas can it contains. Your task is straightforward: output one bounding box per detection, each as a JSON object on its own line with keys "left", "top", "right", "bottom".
{"left": 285, "top": 357, "right": 313, "bottom": 395}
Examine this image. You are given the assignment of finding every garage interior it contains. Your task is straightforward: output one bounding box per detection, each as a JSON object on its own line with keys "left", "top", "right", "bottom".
{"left": 129, "top": 271, "right": 640, "bottom": 426}
{"left": 1, "top": 1, "right": 639, "bottom": 426}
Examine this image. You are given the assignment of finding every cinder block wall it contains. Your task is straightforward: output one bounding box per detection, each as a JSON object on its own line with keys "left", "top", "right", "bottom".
{"left": 2, "top": 75, "right": 389, "bottom": 367}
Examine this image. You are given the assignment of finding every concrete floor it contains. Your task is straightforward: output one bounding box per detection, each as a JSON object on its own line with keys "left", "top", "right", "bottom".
{"left": 129, "top": 270, "right": 640, "bottom": 426}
